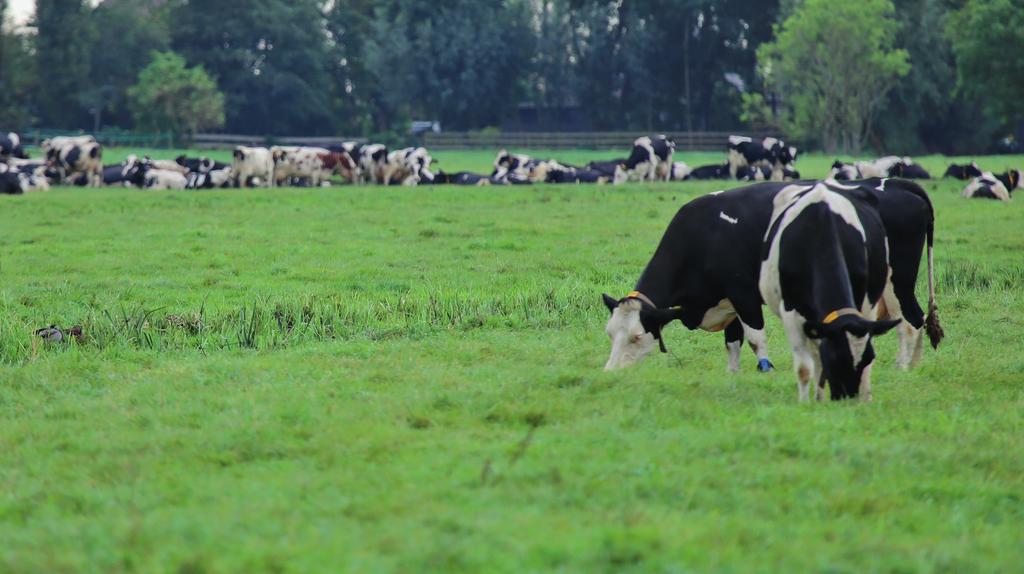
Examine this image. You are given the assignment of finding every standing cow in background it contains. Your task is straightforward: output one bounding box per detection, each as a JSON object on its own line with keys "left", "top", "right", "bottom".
{"left": 355, "top": 144, "right": 388, "bottom": 184}
{"left": 727, "top": 135, "right": 797, "bottom": 181}
{"left": 613, "top": 135, "right": 675, "bottom": 183}
{"left": 232, "top": 146, "right": 275, "bottom": 188}
{"left": 42, "top": 135, "right": 104, "bottom": 187}
{"left": 272, "top": 146, "right": 330, "bottom": 187}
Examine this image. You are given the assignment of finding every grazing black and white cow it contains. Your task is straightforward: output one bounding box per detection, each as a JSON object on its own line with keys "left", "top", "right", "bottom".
{"left": 944, "top": 162, "right": 982, "bottom": 180}
{"left": 614, "top": 135, "right": 676, "bottom": 183}
{"left": 962, "top": 173, "right": 1012, "bottom": 202}
{"left": 0, "top": 132, "right": 28, "bottom": 160}
{"left": 760, "top": 183, "right": 900, "bottom": 401}
{"left": 727, "top": 135, "right": 798, "bottom": 181}
{"left": 602, "top": 178, "right": 943, "bottom": 374}
{"left": 685, "top": 163, "right": 731, "bottom": 180}
{"left": 43, "top": 136, "right": 103, "bottom": 186}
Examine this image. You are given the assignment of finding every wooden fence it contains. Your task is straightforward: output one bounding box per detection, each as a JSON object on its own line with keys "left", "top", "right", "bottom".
{"left": 422, "top": 131, "right": 779, "bottom": 151}
{"left": 19, "top": 130, "right": 780, "bottom": 152}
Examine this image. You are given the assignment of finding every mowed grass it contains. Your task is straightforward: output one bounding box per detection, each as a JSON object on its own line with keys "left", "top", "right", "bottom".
{"left": 1, "top": 149, "right": 1023, "bottom": 572}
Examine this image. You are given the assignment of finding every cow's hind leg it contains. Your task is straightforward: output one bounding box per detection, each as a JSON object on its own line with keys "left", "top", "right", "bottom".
{"left": 725, "top": 320, "right": 743, "bottom": 373}
{"left": 881, "top": 276, "right": 925, "bottom": 370}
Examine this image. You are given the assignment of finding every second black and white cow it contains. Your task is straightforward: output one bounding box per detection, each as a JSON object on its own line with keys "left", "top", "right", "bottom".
{"left": 601, "top": 178, "right": 942, "bottom": 374}
{"left": 760, "top": 183, "right": 899, "bottom": 401}
{"left": 727, "top": 136, "right": 797, "bottom": 181}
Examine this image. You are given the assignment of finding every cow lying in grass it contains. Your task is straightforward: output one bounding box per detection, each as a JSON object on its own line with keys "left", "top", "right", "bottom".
{"left": 602, "top": 178, "right": 943, "bottom": 376}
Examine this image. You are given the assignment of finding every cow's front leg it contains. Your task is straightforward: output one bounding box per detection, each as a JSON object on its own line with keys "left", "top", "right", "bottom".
{"left": 859, "top": 362, "right": 874, "bottom": 402}
{"left": 730, "top": 294, "right": 774, "bottom": 372}
{"left": 725, "top": 320, "right": 743, "bottom": 373}
{"left": 741, "top": 322, "right": 774, "bottom": 373}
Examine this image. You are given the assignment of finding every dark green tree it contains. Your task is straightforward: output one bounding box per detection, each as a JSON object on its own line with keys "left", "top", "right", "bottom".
{"left": 947, "top": 0, "right": 1024, "bottom": 125}
{"left": 171, "top": 0, "right": 336, "bottom": 135}
{"left": 35, "top": 0, "right": 95, "bottom": 128}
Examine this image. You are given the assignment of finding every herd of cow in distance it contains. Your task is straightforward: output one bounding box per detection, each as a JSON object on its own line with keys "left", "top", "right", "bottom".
{"left": 2, "top": 130, "right": 1021, "bottom": 401}
{"left": 0, "top": 132, "right": 1020, "bottom": 201}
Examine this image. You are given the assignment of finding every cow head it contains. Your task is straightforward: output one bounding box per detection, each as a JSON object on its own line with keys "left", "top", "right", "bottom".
{"left": 602, "top": 294, "right": 685, "bottom": 370}
{"left": 804, "top": 313, "right": 899, "bottom": 399}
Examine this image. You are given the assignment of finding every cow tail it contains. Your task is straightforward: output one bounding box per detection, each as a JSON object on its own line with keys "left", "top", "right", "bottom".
{"left": 923, "top": 193, "right": 944, "bottom": 349}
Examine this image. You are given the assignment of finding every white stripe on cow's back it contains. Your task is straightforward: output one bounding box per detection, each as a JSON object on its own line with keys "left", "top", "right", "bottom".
{"left": 760, "top": 184, "right": 867, "bottom": 316}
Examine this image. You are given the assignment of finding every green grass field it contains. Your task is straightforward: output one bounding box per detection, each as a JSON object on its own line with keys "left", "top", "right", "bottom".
{"left": 1, "top": 149, "right": 1023, "bottom": 572}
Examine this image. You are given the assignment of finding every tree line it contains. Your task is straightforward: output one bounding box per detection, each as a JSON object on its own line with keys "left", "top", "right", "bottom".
{"left": 0, "top": 0, "right": 1021, "bottom": 154}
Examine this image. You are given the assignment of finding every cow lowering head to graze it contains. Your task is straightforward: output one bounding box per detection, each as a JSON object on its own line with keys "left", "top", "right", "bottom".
{"left": 727, "top": 135, "right": 797, "bottom": 182}
{"left": 944, "top": 162, "right": 982, "bottom": 180}
{"left": 613, "top": 135, "right": 675, "bottom": 184}
{"left": 760, "top": 183, "right": 901, "bottom": 401}
{"left": 962, "top": 173, "right": 1012, "bottom": 201}
{"left": 602, "top": 178, "right": 942, "bottom": 375}
{"left": 1, "top": 132, "right": 28, "bottom": 160}
{"left": 232, "top": 146, "right": 275, "bottom": 188}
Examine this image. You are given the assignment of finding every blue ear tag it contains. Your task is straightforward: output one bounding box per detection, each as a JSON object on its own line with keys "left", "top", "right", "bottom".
{"left": 757, "top": 359, "right": 774, "bottom": 373}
